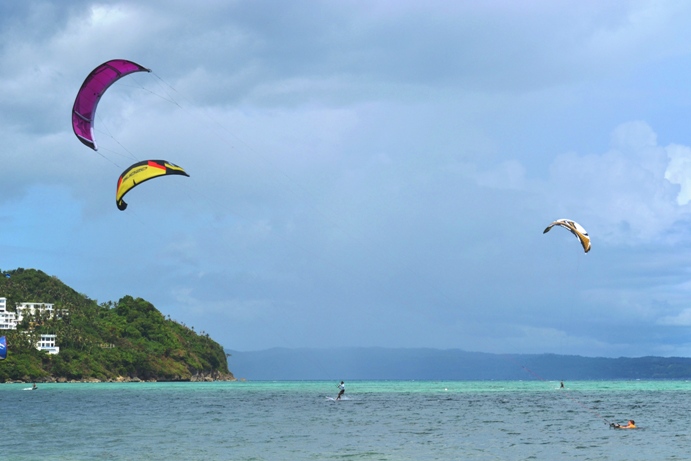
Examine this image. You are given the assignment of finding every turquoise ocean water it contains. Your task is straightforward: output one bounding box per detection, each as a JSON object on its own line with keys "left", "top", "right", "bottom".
{"left": 2, "top": 380, "right": 690, "bottom": 460}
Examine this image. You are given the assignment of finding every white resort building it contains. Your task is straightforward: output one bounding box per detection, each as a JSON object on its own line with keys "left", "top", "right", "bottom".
{"left": 0, "top": 297, "right": 18, "bottom": 329}
{"left": 36, "top": 334, "right": 59, "bottom": 355}
{"left": 17, "top": 302, "right": 60, "bottom": 319}
{"left": 0, "top": 297, "right": 61, "bottom": 354}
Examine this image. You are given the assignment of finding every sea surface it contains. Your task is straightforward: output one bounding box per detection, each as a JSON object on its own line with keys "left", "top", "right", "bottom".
{"left": 1, "top": 380, "right": 690, "bottom": 460}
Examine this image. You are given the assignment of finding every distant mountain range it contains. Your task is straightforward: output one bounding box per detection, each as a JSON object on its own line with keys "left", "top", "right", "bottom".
{"left": 226, "top": 347, "right": 691, "bottom": 381}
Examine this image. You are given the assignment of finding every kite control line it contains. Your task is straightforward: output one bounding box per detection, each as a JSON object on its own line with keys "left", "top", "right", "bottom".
{"left": 506, "top": 355, "right": 615, "bottom": 427}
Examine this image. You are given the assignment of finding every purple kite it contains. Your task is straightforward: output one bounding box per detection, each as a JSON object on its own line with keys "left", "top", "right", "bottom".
{"left": 72, "top": 59, "right": 151, "bottom": 151}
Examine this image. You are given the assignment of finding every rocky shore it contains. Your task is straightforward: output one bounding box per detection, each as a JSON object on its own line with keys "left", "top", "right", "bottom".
{"left": 4, "top": 371, "right": 236, "bottom": 384}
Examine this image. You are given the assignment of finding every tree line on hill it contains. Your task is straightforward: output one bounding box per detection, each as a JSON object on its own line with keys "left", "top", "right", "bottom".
{"left": 0, "top": 268, "right": 233, "bottom": 383}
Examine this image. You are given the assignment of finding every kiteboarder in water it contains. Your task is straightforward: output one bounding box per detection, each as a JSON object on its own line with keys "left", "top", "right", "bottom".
{"left": 611, "top": 420, "right": 636, "bottom": 429}
{"left": 336, "top": 381, "right": 345, "bottom": 400}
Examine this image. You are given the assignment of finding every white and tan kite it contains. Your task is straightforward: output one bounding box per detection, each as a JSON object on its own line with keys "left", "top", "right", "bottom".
{"left": 543, "top": 219, "right": 591, "bottom": 253}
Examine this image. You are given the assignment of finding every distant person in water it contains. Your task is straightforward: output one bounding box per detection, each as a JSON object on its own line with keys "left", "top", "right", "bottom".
{"left": 32, "top": 382, "right": 37, "bottom": 390}
{"left": 560, "top": 381, "right": 564, "bottom": 389}
{"left": 336, "top": 381, "right": 345, "bottom": 400}
{"left": 611, "top": 420, "right": 636, "bottom": 429}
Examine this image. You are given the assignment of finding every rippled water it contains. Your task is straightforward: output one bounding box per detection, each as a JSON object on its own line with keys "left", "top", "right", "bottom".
{"left": 2, "top": 380, "right": 690, "bottom": 460}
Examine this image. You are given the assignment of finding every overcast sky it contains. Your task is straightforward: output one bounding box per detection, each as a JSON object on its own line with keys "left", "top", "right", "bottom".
{"left": 4, "top": 1, "right": 691, "bottom": 357}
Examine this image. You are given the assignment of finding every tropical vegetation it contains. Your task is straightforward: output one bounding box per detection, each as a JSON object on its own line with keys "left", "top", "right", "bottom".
{"left": 0, "top": 268, "right": 233, "bottom": 383}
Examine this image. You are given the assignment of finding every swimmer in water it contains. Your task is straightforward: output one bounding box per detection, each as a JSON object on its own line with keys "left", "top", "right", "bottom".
{"left": 611, "top": 420, "right": 636, "bottom": 429}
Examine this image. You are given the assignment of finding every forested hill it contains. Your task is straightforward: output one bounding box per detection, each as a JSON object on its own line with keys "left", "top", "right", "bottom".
{"left": 0, "top": 268, "right": 234, "bottom": 383}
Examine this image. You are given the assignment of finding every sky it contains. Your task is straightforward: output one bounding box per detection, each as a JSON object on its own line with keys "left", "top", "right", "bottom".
{"left": 3, "top": 1, "right": 691, "bottom": 358}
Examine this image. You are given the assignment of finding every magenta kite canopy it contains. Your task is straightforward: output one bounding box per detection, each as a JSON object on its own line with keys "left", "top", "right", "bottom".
{"left": 72, "top": 59, "right": 151, "bottom": 151}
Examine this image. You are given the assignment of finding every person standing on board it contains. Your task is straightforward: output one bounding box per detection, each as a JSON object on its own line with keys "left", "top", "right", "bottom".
{"left": 336, "top": 381, "right": 345, "bottom": 400}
